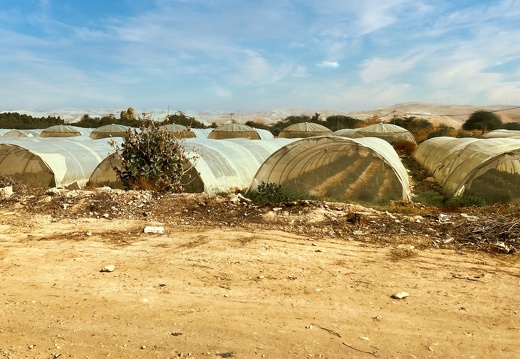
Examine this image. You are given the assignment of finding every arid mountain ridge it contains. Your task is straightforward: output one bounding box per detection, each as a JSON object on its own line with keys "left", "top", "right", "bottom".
{"left": 5, "top": 102, "right": 520, "bottom": 128}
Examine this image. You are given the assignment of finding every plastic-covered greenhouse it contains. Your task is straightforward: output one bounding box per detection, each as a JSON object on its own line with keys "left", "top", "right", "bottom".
{"left": 161, "top": 124, "right": 196, "bottom": 138}
{"left": 352, "top": 123, "right": 416, "bottom": 145}
{"left": 249, "top": 136, "right": 411, "bottom": 203}
{"left": 89, "top": 124, "right": 130, "bottom": 139}
{"left": 3, "top": 129, "right": 41, "bottom": 138}
{"left": 89, "top": 138, "right": 295, "bottom": 193}
{"left": 278, "top": 122, "right": 332, "bottom": 138}
{"left": 413, "top": 137, "right": 520, "bottom": 203}
{"left": 208, "top": 123, "right": 263, "bottom": 140}
{"left": 0, "top": 137, "right": 120, "bottom": 188}
{"left": 40, "top": 125, "right": 83, "bottom": 138}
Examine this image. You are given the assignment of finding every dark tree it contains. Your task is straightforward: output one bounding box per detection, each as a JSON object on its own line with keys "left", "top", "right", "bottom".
{"left": 325, "top": 115, "right": 363, "bottom": 131}
{"left": 165, "top": 111, "right": 207, "bottom": 128}
{"left": 504, "top": 122, "right": 520, "bottom": 130}
{"left": 462, "top": 110, "right": 504, "bottom": 133}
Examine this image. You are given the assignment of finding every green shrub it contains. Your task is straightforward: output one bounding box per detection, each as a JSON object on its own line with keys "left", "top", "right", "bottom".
{"left": 413, "top": 190, "right": 446, "bottom": 207}
{"left": 247, "top": 182, "right": 297, "bottom": 204}
{"left": 110, "top": 114, "right": 197, "bottom": 192}
{"left": 445, "top": 193, "right": 487, "bottom": 207}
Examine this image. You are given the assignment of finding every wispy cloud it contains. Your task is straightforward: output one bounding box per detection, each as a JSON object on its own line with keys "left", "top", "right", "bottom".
{"left": 1, "top": 0, "right": 520, "bottom": 111}
{"left": 316, "top": 61, "right": 339, "bottom": 69}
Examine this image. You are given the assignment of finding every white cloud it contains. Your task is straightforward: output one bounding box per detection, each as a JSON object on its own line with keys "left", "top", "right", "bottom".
{"left": 316, "top": 61, "right": 339, "bottom": 69}
{"left": 215, "top": 87, "right": 232, "bottom": 99}
{"left": 292, "top": 66, "right": 309, "bottom": 78}
{"left": 359, "top": 57, "right": 416, "bottom": 83}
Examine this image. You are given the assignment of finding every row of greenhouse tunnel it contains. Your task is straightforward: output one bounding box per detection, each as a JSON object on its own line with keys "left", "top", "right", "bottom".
{"left": 0, "top": 121, "right": 519, "bottom": 205}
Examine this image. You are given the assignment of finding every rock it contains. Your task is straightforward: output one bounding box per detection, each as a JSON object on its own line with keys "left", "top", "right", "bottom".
{"left": 46, "top": 188, "right": 62, "bottom": 196}
{"left": 391, "top": 291, "right": 409, "bottom": 299}
{"left": 100, "top": 265, "right": 115, "bottom": 273}
{"left": 0, "top": 186, "right": 13, "bottom": 199}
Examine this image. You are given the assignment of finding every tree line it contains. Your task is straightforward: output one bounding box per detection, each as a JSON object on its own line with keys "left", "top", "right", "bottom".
{"left": 0, "top": 112, "right": 64, "bottom": 129}
{"left": 1, "top": 107, "right": 519, "bottom": 142}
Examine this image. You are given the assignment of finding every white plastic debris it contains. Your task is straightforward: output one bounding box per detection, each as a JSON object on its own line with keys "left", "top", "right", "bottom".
{"left": 460, "top": 213, "right": 479, "bottom": 221}
{"left": 438, "top": 213, "right": 451, "bottom": 223}
{"left": 144, "top": 226, "right": 164, "bottom": 234}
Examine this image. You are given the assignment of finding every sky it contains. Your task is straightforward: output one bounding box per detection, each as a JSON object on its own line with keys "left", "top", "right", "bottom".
{"left": 1, "top": 0, "right": 520, "bottom": 113}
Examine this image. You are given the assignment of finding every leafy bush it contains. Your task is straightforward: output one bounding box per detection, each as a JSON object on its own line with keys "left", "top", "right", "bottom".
{"left": 445, "top": 193, "right": 487, "bottom": 207}
{"left": 247, "top": 182, "right": 297, "bottom": 204}
{"left": 413, "top": 190, "right": 446, "bottom": 207}
{"left": 110, "top": 114, "right": 197, "bottom": 192}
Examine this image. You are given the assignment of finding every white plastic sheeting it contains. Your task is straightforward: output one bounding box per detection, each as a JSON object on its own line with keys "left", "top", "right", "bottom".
{"left": 413, "top": 137, "right": 520, "bottom": 203}
{"left": 0, "top": 137, "right": 121, "bottom": 188}
{"left": 89, "top": 138, "right": 295, "bottom": 193}
{"left": 3, "top": 129, "right": 41, "bottom": 138}
{"left": 482, "top": 129, "right": 520, "bottom": 139}
{"left": 40, "top": 125, "right": 82, "bottom": 138}
{"left": 89, "top": 124, "right": 129, "bottom": 139}
{"left": 208, "top": 123, "right": 261, "bottom": 140}
{"left": 278, "top": 122, "right": 332, "bottom": 138}
{"left": 352, "top": 123, "right": 416, "bottom": 145}
{"left": 191, "top": 128, "right": 212, "bottom": 138}
{"left": 334, "top": 128, "right": 360, "bottom": 138}
{"left": 250, "top": 136, "right": 411, "bottom": 203}
{"left": 255, "top": 128, "right": 275, "bottom": 140}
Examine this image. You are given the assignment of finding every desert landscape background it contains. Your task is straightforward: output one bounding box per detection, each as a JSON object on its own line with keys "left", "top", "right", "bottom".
{"left": 8, "top": 102, "right": 520, "bottom": 128}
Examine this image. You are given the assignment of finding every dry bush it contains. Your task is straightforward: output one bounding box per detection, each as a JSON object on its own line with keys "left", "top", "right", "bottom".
{"left": 393, "top": 141, "right": 417, "bottom": 156}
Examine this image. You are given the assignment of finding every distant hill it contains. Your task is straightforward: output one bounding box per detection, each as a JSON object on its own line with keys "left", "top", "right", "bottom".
{"left": 3, "top": 103, "right": 520, "bottom": 128}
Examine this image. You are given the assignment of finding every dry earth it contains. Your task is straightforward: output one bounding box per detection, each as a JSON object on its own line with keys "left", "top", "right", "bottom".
{"left": 0, "top": 188, "right": 519, "bottom": 359}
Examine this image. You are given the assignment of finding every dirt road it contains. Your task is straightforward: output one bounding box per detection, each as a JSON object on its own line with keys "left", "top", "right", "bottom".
{"left": 0, "top": 195, "right": 518, "bottom": 359}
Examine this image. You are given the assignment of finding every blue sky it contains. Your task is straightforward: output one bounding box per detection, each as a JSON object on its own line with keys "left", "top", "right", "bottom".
{"left": 1, "top": 0, "right": 520, "bottom": 113}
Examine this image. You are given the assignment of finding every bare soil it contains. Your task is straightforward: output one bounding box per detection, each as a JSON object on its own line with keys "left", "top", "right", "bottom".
{"left": 0, "top": 188, "right": 519, "bottom": 359}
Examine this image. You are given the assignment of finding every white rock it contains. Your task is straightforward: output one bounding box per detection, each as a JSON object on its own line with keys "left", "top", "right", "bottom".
{"left": 0, "top": 186, "right": 13, "bottom": 199}
{"left": 391, "top": 291, "right": 409, "bottom": 299}
{"left": 100, "top": 265, "right": 115, "bottom": 273}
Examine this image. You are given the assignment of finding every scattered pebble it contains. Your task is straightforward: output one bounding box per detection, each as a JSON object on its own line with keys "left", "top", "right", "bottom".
{"left": 391, "top": 291, "right": 409, "bottom": 299}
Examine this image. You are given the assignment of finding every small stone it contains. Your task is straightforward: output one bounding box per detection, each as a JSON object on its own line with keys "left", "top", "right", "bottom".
{"left": 391, "top": 291, "right": 409, "bottom": 299}
{"left": 0, "top": 186, "right": 13, "bottom": 199}
{"left": 100, "top": 265, "right": 115, "bottom": 273}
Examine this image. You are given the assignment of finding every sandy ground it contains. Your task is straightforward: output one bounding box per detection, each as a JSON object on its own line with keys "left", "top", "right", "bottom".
{"left": 0, "top": 195, "right": 519, "bottom": 359}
